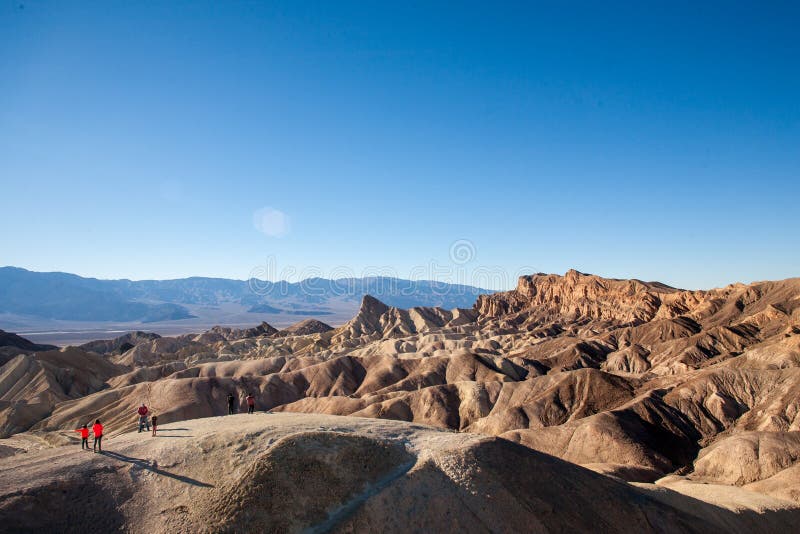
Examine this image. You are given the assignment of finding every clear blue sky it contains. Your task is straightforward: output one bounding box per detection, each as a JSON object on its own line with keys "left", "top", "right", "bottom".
{"left": 1, "top": 1, "right": 798, "bottom": 290}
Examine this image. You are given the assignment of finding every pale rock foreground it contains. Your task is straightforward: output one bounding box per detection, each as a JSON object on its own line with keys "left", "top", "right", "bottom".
{"left": 0, "top": 413, "right": 797, "bottom": 533}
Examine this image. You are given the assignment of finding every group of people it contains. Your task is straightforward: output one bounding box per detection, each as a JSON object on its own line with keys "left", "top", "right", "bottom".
{"left": 72, "top": 402, "right": 157, "bottom": 453}
{"left": 137, "top": 403, "right": 158, "bottom": 436}
{"left": 74, "top": 393, "right": 257, "bottom": 451}
{"left": 228, "top": 392, "right": 257, "bottom": 414}
{"left": 73, "top": 420, "right": 104, "bottom": 452}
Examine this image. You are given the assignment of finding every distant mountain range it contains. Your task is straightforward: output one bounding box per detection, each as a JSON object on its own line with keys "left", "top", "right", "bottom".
{"left": 0, "top": 267, "right": 494, "bottom": 323}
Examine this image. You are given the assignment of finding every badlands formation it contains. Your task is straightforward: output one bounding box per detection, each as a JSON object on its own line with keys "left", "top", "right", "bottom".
{"left": 2, "top": 269, "right": 800, "bottom": 532}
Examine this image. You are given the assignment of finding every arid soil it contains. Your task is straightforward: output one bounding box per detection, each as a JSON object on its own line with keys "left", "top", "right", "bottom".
{"left": 1, "top": 413, "right": 798, "bottom": 533}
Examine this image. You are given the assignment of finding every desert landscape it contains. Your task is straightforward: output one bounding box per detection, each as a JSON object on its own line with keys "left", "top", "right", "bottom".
{"left": 2, "top": 269, "right": 800, "bottom": 532}
{"left": 4, "top": 2, "right": 798, "bottom": 532}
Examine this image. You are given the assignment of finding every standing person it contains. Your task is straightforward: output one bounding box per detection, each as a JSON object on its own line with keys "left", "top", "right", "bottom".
{"left": 151, "top": 414, "right": 158, "bottom": 437}
{"left": 137, "top": 403, "right": 150, "bottom": 432}
{"left": 227, "top": 393, "right": 236, "bottom": 415}
{"left": 74, "top": 424, "right": 90, "bottom": 450}
{"left": 246, "top": 393, "right": 255, "bottom": 414}
{"left": 92, "top": 419, "right": 104, "bottom": 453}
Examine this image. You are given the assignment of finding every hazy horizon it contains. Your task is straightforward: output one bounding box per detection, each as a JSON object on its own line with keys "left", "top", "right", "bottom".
{"left": 1, "top": 264, "right": 503, "bottom": 289}
{"left": 2, "top": 263, "right": 795, "bottom": 293}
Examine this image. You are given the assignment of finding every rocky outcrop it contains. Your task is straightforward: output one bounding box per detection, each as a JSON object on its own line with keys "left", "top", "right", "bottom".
{"left": 80, "top": 331, "right": 161, "bottom": 355}
{"left": 273, "top": 319, "right": 333, "bottom": 337}
{"left": 192, "top": 321, "right": 278, "bottom": 344}
{"left": 113, "top": 336, "right": 209, "bottom": 367}
{"left": 477, "top": 270, "right": 800, "bottom": 332}
{"left": 333, "top": 295, "right": 479, "bottom": 344}
{"left": 475, "top": 269, "right": 682, "bottom": 324}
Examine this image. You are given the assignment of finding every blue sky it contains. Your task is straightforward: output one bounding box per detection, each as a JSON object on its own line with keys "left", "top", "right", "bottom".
{"left": 1, "top": 1, "right": 798, "bottom": 290}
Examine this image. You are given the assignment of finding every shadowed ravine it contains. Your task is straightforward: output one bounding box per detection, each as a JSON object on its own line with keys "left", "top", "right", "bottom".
{"left": 304, "top": 458, "right": 417, "bottom": 534}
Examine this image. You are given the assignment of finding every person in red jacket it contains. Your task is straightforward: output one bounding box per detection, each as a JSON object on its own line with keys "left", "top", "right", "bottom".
{"left": 74, "top": 424, "right": 90, "bottom": 450}
{"left": 246, "top": 393, "right": 255, "bottom": 414}
{"left": 137, "top": 403, "right": 150, "bottom": 433}
{"left": 92, "top": 419, "right": 104, "bottom": 453}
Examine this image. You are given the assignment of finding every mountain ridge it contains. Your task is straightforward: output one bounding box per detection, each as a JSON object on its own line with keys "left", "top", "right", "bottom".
{"left": 0, "top": 266, "right": 495, "bottom": 327}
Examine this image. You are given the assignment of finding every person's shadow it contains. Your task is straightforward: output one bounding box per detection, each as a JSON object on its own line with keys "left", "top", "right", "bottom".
{"left": 101, "top": 451, "right": 214, "bottom": 488}
{"left": 152, "top": 428, "right": 193, "bottom": 437}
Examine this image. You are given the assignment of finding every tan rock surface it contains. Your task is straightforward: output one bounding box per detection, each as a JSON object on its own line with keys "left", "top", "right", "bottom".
{"left": 1, "top": 413, "right": 797, "bottom": 533}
